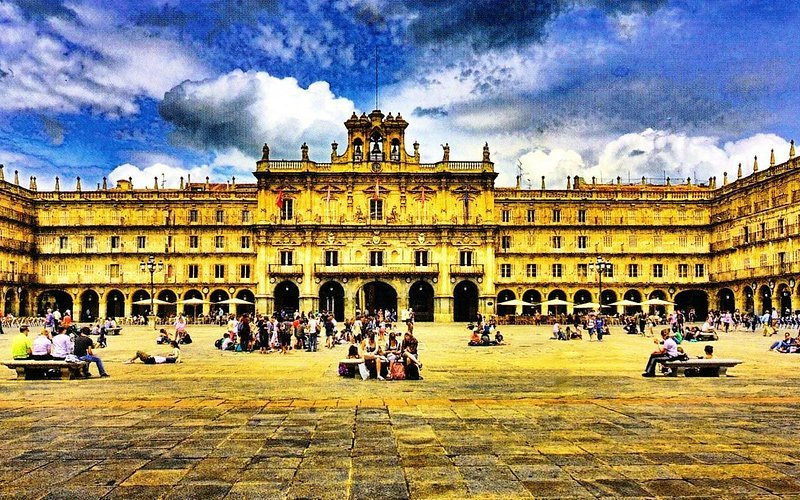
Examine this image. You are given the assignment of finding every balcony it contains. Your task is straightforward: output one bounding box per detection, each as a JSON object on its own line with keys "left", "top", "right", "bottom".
{"left": 0, "top": 272, "right": 36, "bottom": 283}
{"left": 449, "top": 264, "right": 484, "bottom": 276}
{"left": 268, "top": 264, "right": 304, "bottom": 276}
{"left": 314, "top": 263, "right": 439, "bottom": 277}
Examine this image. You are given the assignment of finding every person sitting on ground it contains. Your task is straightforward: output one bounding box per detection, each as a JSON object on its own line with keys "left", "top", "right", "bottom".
{"left": 468, "top": 327, "right": 482, "bottom": 346}
{"left": 769, "top": 332, "right": 795, "bottom": 352}
{"left": 177, "top": 330, "right": 193, "bottom": 344}
{"left": 156, "top": 329, "right": 171, "bottom": 344}
{"left": 642, "top": 330, "right": 680, "bottom": 377}
{"left": 11, "top": 326, "right": 32, "bottom": 360}
{"left": 494, "top": 331, "right": 505, "bottom": 344}
{"left": 31, "top": 329, "right": 53, "bottom": 361}
{"left": 97, "top": 328, "right": 108, "bottom": 348}
{"left": 51, "top": 326, "right": 73, "bottom": 360}
{"left": 125, "top": 341, "right": 181, "bottom": 364}
{"left": 700, "top": 320, "right": 716, "bottom": 334}
{"left": 552, "top": 321, "right": 566, "bottom": 340}
{"left": 74, "top": 327, "right": 110, "bottom": 378}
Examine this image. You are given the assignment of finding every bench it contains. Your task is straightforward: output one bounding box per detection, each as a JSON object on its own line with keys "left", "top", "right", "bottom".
{"left": 1, "top": 360, "right": 88, "bottom": 380}
{"left": 104, "top": 327, "right": 123, "bottom": 335}
{"left": 661, "top": 358, "right": 743, "bottom": 377}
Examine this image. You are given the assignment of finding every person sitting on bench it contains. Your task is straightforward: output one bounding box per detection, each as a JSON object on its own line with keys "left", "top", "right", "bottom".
{"left": 124, "top": 341, "right": 181, "bottom": 364}
{"left": 31, "top": 329, "right": 54, "bottom": 361}
{"left": 11, "top": 326, "right": 32, "bottom": 360}
{"left": 642, "top": 330, "right": 680, "bottom": 377}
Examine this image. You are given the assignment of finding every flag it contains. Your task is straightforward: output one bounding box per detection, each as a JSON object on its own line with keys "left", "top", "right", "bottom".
{"left": 372, "top": 178, "right": 380, "bottom": 200}
{"left": 276, "top": 189, "right": 284, "bottom": 209}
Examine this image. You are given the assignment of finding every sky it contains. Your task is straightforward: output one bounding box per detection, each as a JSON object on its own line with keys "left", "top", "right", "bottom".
{"left": 0, "top": 0, "right": 798, "bottom": 190}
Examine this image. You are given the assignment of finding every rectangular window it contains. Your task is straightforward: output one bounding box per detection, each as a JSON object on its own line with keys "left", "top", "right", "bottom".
{"left": 242, "top": 210, "right": 251, "bottom": 223}
{"left": 778, "top": 218, "right": 785, "bottom": 234}
{"left": 325, "top": 250, "right": 339, "bottom": 266}
{"left": 500, "top": 263, "right": 512, "bottom": 278}
{"left": 189, "top": 235, "right": 199, "bottom": 249}
{"left": 605, "top": 264, "right": 614, "bottom": 278}
{"left": 604, "top": 235, "right": 613, "bottom": 247}
{"left": 629, "top": 235, "right": 637, "bottom": 247}
{"left": 240, "top": 264, "right": 251, "bottom": 279}
{"left": 459, "top": 251, "right": 473, "bottom": 266}
{"left": 501, "top": 235, "right": 511, "bottom": 250}
{"left": 577, "top": 235, "right": 587, "bottom": 249}
{"left": 214, "top": 264, "right": 225, "bottom": 279}
{"left": 695, "top": 263, "right": 705, "bottom": 278}
{"left": 84, "top": 236, "right": 94, "bottom": 249}
{"left": 760, "top": 222, "right": 766, "bottom": 238}
{"left": 110, "top": 236, "right": 120, "bottom": 249}
{"left": 653, "top": 263, "right": 664, "bottom": 278}
{"left": 369, "top": 250, "right": 384, "bottom": 266}
{"left": 577, "top": 209, "right": 586, "bottom": 223}
{"left": 369, "top": 199, "right": 383, "bottom": 220}
{"left": 628, "top": 264, "right": 638, "bottom": 277}
{"left": 280, "top": 251, "right": 293, "bottom": 265}
{"left": 215, "top": 235, "right": 225, "bottom": 249}
{"left": 189, "top": 209, "right": 198, "bottom": 223}
{"left": 415, "top": 250, "right": 429, "bottom": 266}
{"left": 281, "top": 199, "right": 294, "bottom": 220}
{"left": 552, "top": 209, "right": 561, "bottom": 222}
{"left": 577, "top": 263, "right": 588, "bottom": 278}
{"left": 241, "top": 236, "right": 251, "bottom": 249}
{"left": 678, "top": 235, "right": 687, "bottom": 247}
{"left": 137, "top": 236, "right": 146, "bottom": 249}
{"left": 694, "top": 235, "right": 703, "bottom": 246}
{"left": 167, "top": 235, "right": 173, "bottom": 248}
{"left": 743, "top": 226, "right": 750, "bottom": 243}
{"left": 527, "top": 209, "right": 535, "bottom": 223}
{"left": 552, "top": 236, "right": 562, "bottom": 249}
{"left": 678, "top": 263, "right": 688, "bottom": 278}
{"left": 552, "top": 263, "right": 562, "bottom": 278}
{"left": 526, "top": 263, "right": 537, "bottom": 277}
{"left": 501, "top": 210, "right": 510, "bottom": 223}
{"left": 109, "top": 264, "right": 120, "bottom": 278}
{"left": 188, "top": 264, "right": 199, "bottom": 279}
{"left": 215, "top": 209, "right": 224, "bottom": 223}
{"left": 653, "top": 234, "right": 662, "bottom": 246}
{"left": 59, "top": 236, "right": 68, "bottom": 250}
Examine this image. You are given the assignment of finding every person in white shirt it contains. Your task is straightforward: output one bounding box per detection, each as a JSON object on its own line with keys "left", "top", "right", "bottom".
{"left": 51, "top": 326, "right": 73, "bottom": 360}
{"left": 31, "top": 329, "right": 53, "bottom": 360}
{"left": 642, "top": 330, "right": 680, "bottom": 377}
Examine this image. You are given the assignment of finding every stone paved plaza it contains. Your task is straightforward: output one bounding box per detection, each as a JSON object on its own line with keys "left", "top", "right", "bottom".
{"left": 1, "top": 322, "right": 799, "bottom": 499}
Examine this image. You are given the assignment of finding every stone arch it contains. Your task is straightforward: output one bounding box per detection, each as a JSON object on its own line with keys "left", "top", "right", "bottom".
{"left": 236, "top": 289, "right": 256, "bottom": 316}
{"left": 623, "top": 289, "right": 643, "bottom": 313}
{"left": 210, "top": 289, "right": 230, "bottom": 315}
{"left": 320, "top": 281, "right": 345, "bottom": 322}
{"left": 547, "top": 289, "right": 567, "bottom": 315}
{"left": 182, "top": 289, "right": 204, "bottom": 318}
{"left": 106, "top": 289, "right": 125, "bottom": 318}
{"left": 674, "top": 289, "right": 709, "bottom": 321}
{"left": 157, "top": 289, "right": 177, "bottom": 319}
{"left": 758, "top": 285, "right": 772, "bottom": 315}
{"left": 522, "top": 289, "right": 541, "bottom": 315}
{"left": 453, "top": 280, "right": 479, "bottom": 322}
{"left": 496, "top": 289, "right": 516, "bottom": 316}
{"left": 131, "top": 289, "right": 150, "bottom": 317}
{"left": 601, "top": 289, "right": 618, "bottom": 315}
{"left": 37, "top": 289, "right": 73, "bottom": 317}
{"left": 716, "top": 288, "right": 735, "bottom": 313}
{"left": 357, "top": 281, "right": 397, "bottom": 316}
{"left": 408, "top": 281, "right": 434, "bottom": 322}
{"left": 274, "top": 281, "right": 299, "bottom": 316}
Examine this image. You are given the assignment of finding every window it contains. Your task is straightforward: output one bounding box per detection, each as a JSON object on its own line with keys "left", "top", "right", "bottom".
{"left": 214, "top": 264, "right": 225, "bottom": 279}
{"left": 242, "top": 210, "right": 251, "bottom": 223}
{"left": 280, "top": 251, "right": 293, "bottom": 265}
{"left": 59, "top": 236, "right": 68, "bottom": 250}
{"left": 189, "top": 236, "right": 199, "bottom": 249}
{"left": 167, "top": 235, "right": 172, "bottom": 248}
{"left": 501, "top": 235, "right": 511, "bottom": 250}
{"left": 605, "top": 264, "right": 614, "bottom": 278}
{"left": 695, "top": 263, "right": 705, "bottom": 278}
{"left": 604, "top": 235, "right": 612, "bottom": 247}
{"left": 84, "top": 264, "right": 93, "bottom": 275}
{"left": 779, "top": 218, "right": 785, "bottom": 235}
{"left": 459, "top": 251, "right": 473, "bottom": 266}
{"left": 653, "top": 263, "right": 664, "bottom": 278}
{"left": 501, "top": 210, "right": 510, "bottom": 223}
{"left": 241, "top": 236, "right": 251, "bottom": 249}
{"left": 694, "top": 235, "right": 703, "bottom": 246}
{"left": 577, "top": 209, "right": 586, "bottom": 223}
{"left": 552, "top": 263, "right": 562, "bottom": 277}
{"left": 109, "top": 264, "right": 120, "bottom": 279}
{"left": 110, "top": 236, "right": 120, "bottom": 249}
{"left": 653, "top": 234, "right": 662, "bottom": 246}
{"left": 281, "top": 199, "right": 294, "bottom": 220}
{"left": 369, "top": 251, "right": 384, "bottom": 266}
{"left": 678, "top": 264, "right": 688, "bottom": 278}
{"left": 628, "top": 235, "right": 637, "bottom": 247}
{"left": 325, "top": 250, "right": 339, "bottom": 266}
{"left": 626, "top": 263, "right": 638, "bottom": 278}
{"left": 137, "top": 236, "right": 146, "bottom": 249}
{"left": 369, "top": 199, "right": 383, "bottom": 220}
{"left": 577, "top": 236, "right": 587, "bottom": 249}
{"left": 415, "top": 250, "right": 429, "bottom": 266}
{"left": 552, "top": 236, "right": 562, "bottom": 249}
{"left": 577, "top": 263, "right": 588, "bottom": 278}
{"left": 84, "top": 236, "right": 94, "bottom": 249}
{"left": 500, "top": 264, "right": 512, "bottom": 277}
{"left": 215, "top": 209, "right": 224, "bottom": 223}
{"left": 188, "top": 264, "right": 199, "bottom": 279}
{"left": 215, "top": 236, "right": 224, "bottom": 249}
{"left": 760, "top": 222, "right": 766, "bottom": 239}
{"left": 552, "top": 209, "right": 561, "bottom": 222}
{"left": 240, "top": 264, "right": 251, "bottom": 279}
{"left": 678, "top": 235, "right": 687, "bottom": 247}
{"left": 188, "top": 209, "right": 198, "bottom": 223}
{"left": 526, "top": 263, "right": 537, "bottom": 277}
{"left": 527, "top": 209, "right": 535, "bottom": 223}
{"left": 760, "top": 253, "right": 768, "bottom": 266}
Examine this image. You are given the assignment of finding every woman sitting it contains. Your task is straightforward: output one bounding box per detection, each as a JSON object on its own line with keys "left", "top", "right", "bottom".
{"left": 125, "top": 341, "right": 181, "bottom": 364}
{"left": 156, "top": 329, "right": 171, "bottom": 344}
{"left": 361, "top": 332, "right": 386, "bottom": 380}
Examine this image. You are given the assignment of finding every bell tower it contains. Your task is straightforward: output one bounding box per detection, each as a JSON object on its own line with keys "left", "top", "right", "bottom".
{"left": 336, "top": 110, "right": 413, "bottom": 165}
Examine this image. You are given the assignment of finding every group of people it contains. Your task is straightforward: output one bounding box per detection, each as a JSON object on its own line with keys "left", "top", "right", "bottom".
{"left": 345, "top": 327, "right": 421, "bottom": 381}
{"left": 642, "top": 329, "right": 715, "bottom": 377}
{"left": 10, "top": 325, "right": 110, "bottom": 378}
{"left": 768, "top": 330, "right": 800, "bottom": 353}
{"left": 467, "top": 318, "right": 505, "bottom": 346}
{"left": 551, "top": 314, "right": 609, "bottom": 341}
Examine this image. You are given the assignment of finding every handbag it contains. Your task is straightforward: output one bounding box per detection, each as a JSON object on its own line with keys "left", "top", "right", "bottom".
{"left": 389, "top": 362, "right": 405, "bottom": 381}
{"left": 357, "top": 362, "right": 370, "bottom": 380}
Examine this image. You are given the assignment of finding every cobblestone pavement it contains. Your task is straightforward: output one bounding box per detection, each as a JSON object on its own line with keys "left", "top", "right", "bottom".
{"left": 1, "top": 323, "right": 799, "bottom": 498}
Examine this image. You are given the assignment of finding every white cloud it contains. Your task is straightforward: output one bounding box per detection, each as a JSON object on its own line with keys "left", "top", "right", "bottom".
{"left": 106, "top": 163, "right": 215, "bottom": 190}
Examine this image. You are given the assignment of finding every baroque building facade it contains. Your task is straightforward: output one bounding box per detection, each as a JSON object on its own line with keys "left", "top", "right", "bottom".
{"left": 0, "top": 110, "right": 798, "bottom": 322}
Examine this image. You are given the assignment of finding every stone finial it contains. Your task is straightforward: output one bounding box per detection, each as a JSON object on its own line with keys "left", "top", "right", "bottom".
{"left": 205, "top": 176, "right": 210, "bottom": 189}
{"left": 75, "top": 177, "right": 81, "bottom": 192}
{"left": 442, "top": 143, "right": 450, "bottom": 162}
{"left": 331, "top": 141, "right": 338, "bottom": 162}
{"left": 770, "top": 148, "right": 776, "bottom": 166}
{"left": 261, "top": 143, "right": 270, "bottom": 161}
{"left": 55, "top": 176, "right": 60, "bottom": 191}
{"left": 708, "top": 177, "right": 712, "bottom": 187}
{"left": 231, "top": 176, "right": 236, "bottom": 187}
{"left": 179, "top": 176, "right": 184, "bottom": 190}
{"left": 14, "top": 170, "right": 19, "bottom": 185}
{"left": 566, "top": 176, "right": 571, "bottom": 189}
{"left": 0, "top": 164, "right": 4, "bottom": 181}
{"left": 301, "top": 142, "right": 309, "bottom": 161}
{"left": 737, "top": 162, "right": 742, "bottom": 178}
{"left": 723, "top": 171, "right": 728, "bottom": 185}
{"left": 187, "top": 174, "right": 191, "bottom": 186}
{"left": 29, "top": 176, "right": 34, "bottom": 189}
{"left": 666, "top": 177, "right": 670, "bottom": 185}
{"left": 102, "top": 177, "right": 107, "bottom": 190}
{"left": 32, "top": 177, "right": 36, "bottom": 190}
{"left": 128, "top": 176, "right": 133, "bottom": 188}
{"left": 616, "top": 176, "right": 621, "bottom": 185}
{"left": 483, "top": 142, "right": 490, "bottom": 162}
{"left": 641, "top": 176, "right": 646, "bottom": 185}
{"left": 541, "top": 176, "right": 546, "bottom": 190}
{"left": 591, "top": 176, "right": 596, "bottom": 185}
{"left": 790, "top": 140, "right": 796, "bottom": 159}
{"left": 413, "top": 141, "right": 419, "bottom": 155}
{"left": 753, "top": 155, "right": 759, "bottom": 172}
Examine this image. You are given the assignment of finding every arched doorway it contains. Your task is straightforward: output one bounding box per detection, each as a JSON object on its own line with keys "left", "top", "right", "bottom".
{"left": 80, "top": 290, "right": 100, "bottom": 322}
{"left": 409, "top": 281, "right": 434, "bottom": 322}
{"left": 716, "top": 288, "right": 734, "bottom": 313}
{"left": 674, "top": 290, "right": 709, "bottom": 321}
{"left": 743, "top": 286, "right": 755, "bottom": 314}
{"left": 157, "top": 290, "right": 177, "bottom": 319}
{"left": 574, "top": 289, "right": 592, "bottom": 305}
{"left": 320, "top": 282, "right": 345, "bottom": 321}
{"left": 547, "top": 289, "right": 567, "bottom": 315}
{"left": 454, "top": 280, "right": 478, "bottom": 322}
{"left": 37, "top": 290, "right": 73, "bottom": 317}
{"left": 496, "top": 289, "right": 516, "bottom": 316}
{"left": 648, "top": 290, "right": 668, "bottom": 316}
{"left": 19, "top": 289, "right": 29, "bottom": 316}
{"left": 236, "top": 289, "right": 256, "bottom": 316}
{"left": 131, "top": 290, "right": 150, "bottom": 317}
{"left": 4, "top": 289, "right": 16, "bottom": 316}
{"left": 357, "top": 281, "right": 397, "bottom": 316}
{"left": 106, "top": 290, "right": 125, "bottom": 318}
{"left": 623, "top": 289, "right": 643, "bottom": 314}
{"left": 210, "top": 289, "right": 230, "bottom": 315}
{"left": 274, "top": 281, "right": 299, "bottom": 316}
{"left": 183, "top": 289, "right": 204, "bottom": 318}
{"left": 758, "top": 285, "right": 772, "bottom": 315}
{"left": 600, "top": 289, "right": 618, "bottom": 315}
{"left": 522, "top": 290, "right": 541, "bottom": 315}
{"left": 779, "top": 285, "right": 792, "bottom": 316}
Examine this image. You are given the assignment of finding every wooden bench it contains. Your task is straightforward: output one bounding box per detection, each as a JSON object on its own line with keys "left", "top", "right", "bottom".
{"left": 1, "top": 360, "right": 88, "bottom": 380}
{"left": 661, "top": 358, "right": 743, "bottom": 377}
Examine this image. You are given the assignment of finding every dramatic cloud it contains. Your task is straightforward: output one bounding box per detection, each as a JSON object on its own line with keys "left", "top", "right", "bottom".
{"left": 159, "top": 69, "right": 356, "bottom": 159}
{"left": 106, "top": 162, "right": 215, "bottom": 190}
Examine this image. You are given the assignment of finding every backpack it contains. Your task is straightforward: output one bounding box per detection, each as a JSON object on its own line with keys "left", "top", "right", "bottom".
{"left": 405, "top": 363, "right": 420, "bottom": 380}
{"left": 389, "top": 362, "right": 405, "bottom": 380}
{"left": 338, "top": 362, "right": 350, "bottom": 377}
{"left": 214, "top": 338, "right": 223, "bottom": 349}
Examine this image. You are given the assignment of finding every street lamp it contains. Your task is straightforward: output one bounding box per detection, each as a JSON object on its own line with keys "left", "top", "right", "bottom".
{"left": 588, "top": 256, "right": 612, "bottom": 311}
{"left": 139, "top": 255, "right": 163, "bottom": 329}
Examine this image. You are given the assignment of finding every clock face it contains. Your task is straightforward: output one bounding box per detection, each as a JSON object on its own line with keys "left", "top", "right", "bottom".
{"left": 371, "top": 162, "right": 382, "bottom": 172}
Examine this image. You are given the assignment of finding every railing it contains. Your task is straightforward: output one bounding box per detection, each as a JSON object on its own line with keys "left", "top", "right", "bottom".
{"left": 267, "top": 161, "right": 304, "bottom": 170}
{"left": 449, "top": 264, "right": 484, "bottom": 276}
{"left": 0, "top": 272, "right": 36, "bottom": 283}
{"left": 314, "top": 263, "right": 439, "bottom": 276}
{"left": 709, "top": 262, "right": 800, "bottom": 282}
{"left": 268, "top": 264, "right": 304, "bottom": 275}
